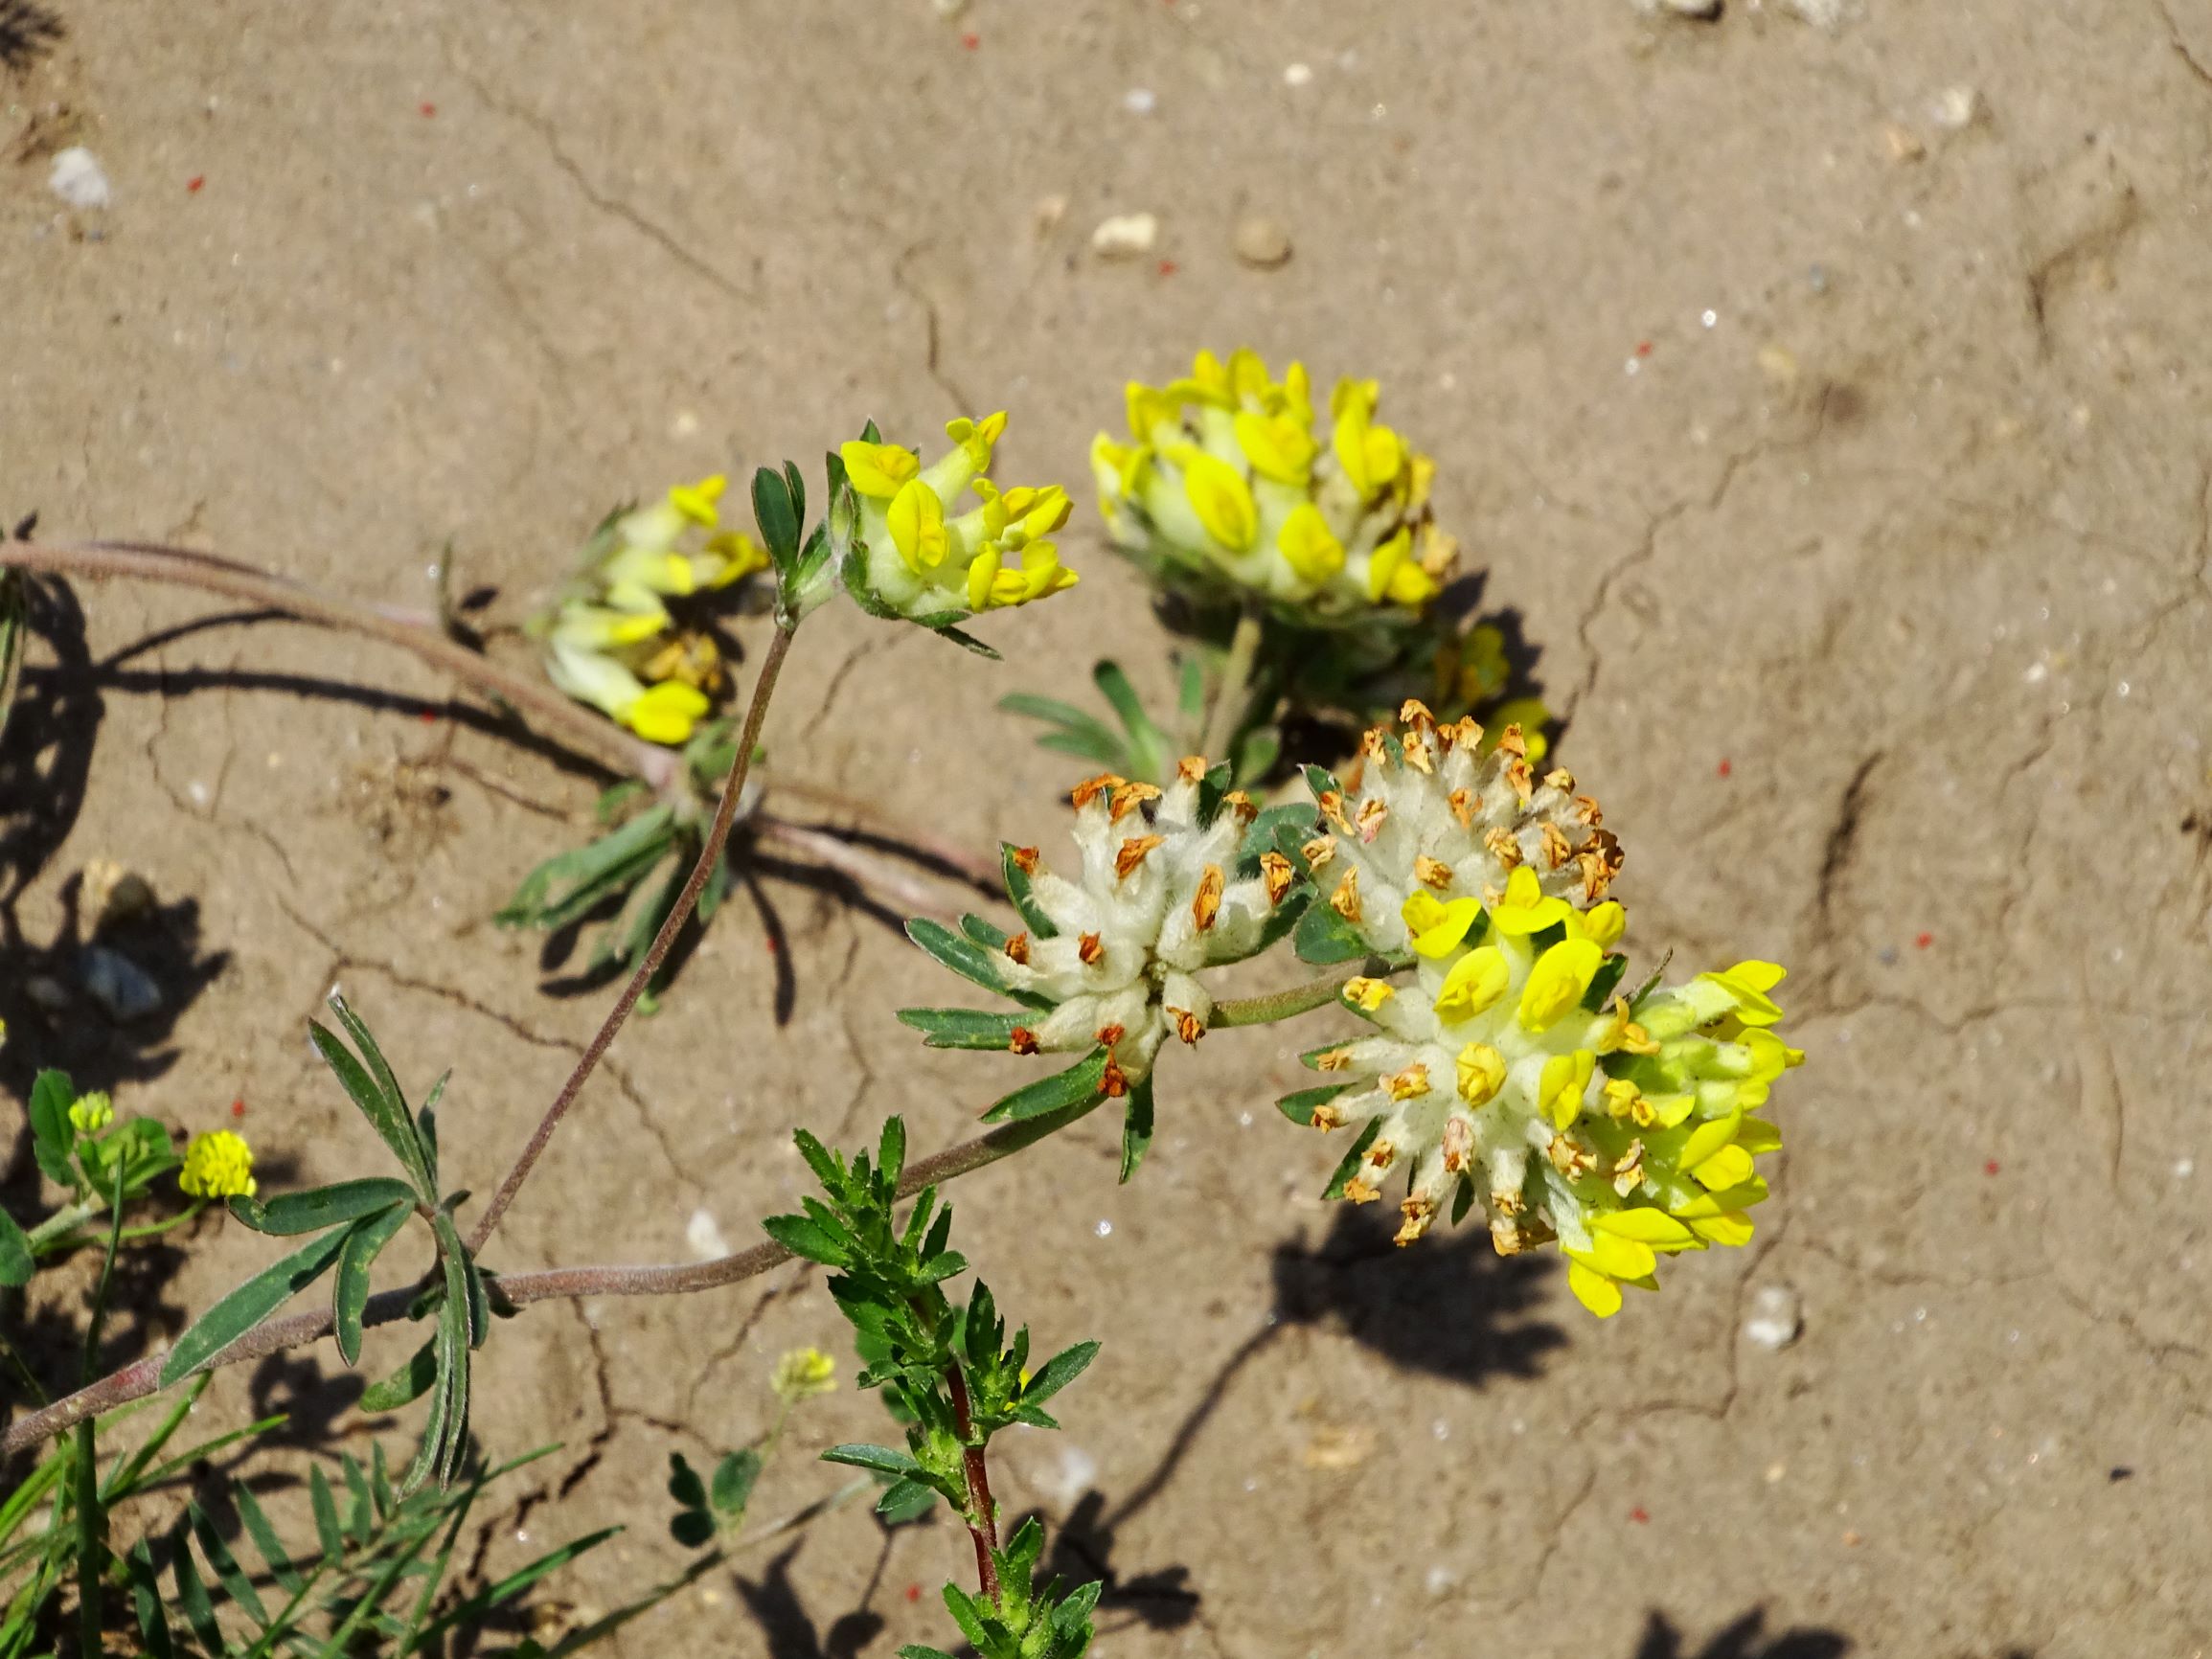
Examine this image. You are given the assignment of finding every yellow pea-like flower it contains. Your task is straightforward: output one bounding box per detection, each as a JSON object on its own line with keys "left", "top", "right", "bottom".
{"left": 887, "top": 479, "right": 949, "bottom": 574}
{"left": 1518, "top": 938, "right": 1604, "bottom": 1032}
{"left": 1276, "top": 504, "right": 1346, "bottom": 585}
{"left": 1434, "top": 947, "right": 1511, "bottom": 1022}
{"left": 839, "top": 440, "right": 923, "bottom": 499}
{"left": 1178, "top": 451, "right": 1260, "bottom": 553}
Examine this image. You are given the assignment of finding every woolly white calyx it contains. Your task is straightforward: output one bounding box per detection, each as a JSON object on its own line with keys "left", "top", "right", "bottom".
{"left": 998, "top": 761, "right": 1290, "bottom": 1086}
{"left": 1306, "top": 703, "right": 1622, "bottom": 958}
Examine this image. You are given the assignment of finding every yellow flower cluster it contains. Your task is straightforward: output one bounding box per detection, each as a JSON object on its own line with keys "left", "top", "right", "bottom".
{"left": 539, "top": 475, "right": 769, "bottom": 745}
{"left": 840, "top": 414, "right": 1080, "bottom": 624}
{"left": 1091, "top": 350, "right": 1457, "bottom": 623}
{"left": 1295, "top": 713, "right": 1800, "bottom": 1317}
{"left": 179, "top": 1128, "right": 257, "bottom": 1199}
{"left": 770, "top": 1346, "right": 838, "bottom": 1402}
{"left": 68, "top": 1091, "right": 113, "bottom": 1134}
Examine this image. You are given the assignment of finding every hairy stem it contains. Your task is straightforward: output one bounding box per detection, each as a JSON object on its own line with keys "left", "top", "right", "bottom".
{"left": 1198, "top": 603, "right": 1266, "bottom": 766}
{"left": 944, "top": 1363, "right": 1002, "bottom": 1601}
{"left": 1211, "top": 970, "right": 1357, "bottom": 1028}
{"left": 1, "top": 1091, "right": 1108, "bottom": 1458}
{"left": 1, "top": 538, "right": 673, "bottom": 786}
{"left": 467, "top": 623, "right": 798, "bottom": 1253}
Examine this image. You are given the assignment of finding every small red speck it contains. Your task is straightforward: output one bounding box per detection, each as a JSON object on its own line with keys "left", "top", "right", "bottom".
{"left": 764, "top": 937, "right": 780, "bottom": 954}
{"left": 1630, "top": 1506, "right": 1650, "bottom": 1524}
{"left": 1915, "top": 931, "right": 1933, "bottom": 949}
{"left": 1157, "top": 259, "right": 1179, "bottom": 277}
{"left": 1984, "top": 1159, "right": 2000, "bottom": 1176}
{"left": 1717, "top": 758, "right": 1732, "bottom": 778}
{"left": 1635, "top": 340, "right": 1653, "bottom": 357}
{"left": 231, "top": 1099, "right": 246, "bottom": 1119}
{"left": 419, "top": 710, "right": 437, "bottom": 723}
{"left": 903, "top": 1583, "right": 923, "bottom": 1603}
{"left": 186, "top": 175, "right": 205, "bottom": 193}
{"left": 420, "top": 102, "right": 437, "bottom": 117}
{"left": 961, "top": 32, "right": 979, "bottom": 48}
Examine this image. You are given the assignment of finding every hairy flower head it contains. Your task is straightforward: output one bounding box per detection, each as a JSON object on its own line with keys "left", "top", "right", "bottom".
{"left": 1092, "top": 350, "right": 1455, "bottom": 625}
{"left": 179, "top": 1128, "right": 257, "bottom": 1199}
{"left": 1304, "top": 704, "right": 1621, "bottom": 958}
{"left": 839, "top": 414, "right": 1080, "bottom": 627}
{"left": 537, "top": 475, "right": 768, "bottom": 745}
{"left": 907, "top": 759, "right": 1300, "bottom": 1090}
{"left": 1288, "top": 716, "right": 1798, "bottom": 1317}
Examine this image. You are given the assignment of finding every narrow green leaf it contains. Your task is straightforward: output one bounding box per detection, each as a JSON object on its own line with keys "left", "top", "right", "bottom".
{"left": 343, "top": 1451, "right": 373, "bottom": 1540}
{"left": 231, "top": 1483, "right": 304, "bottom": 1594}
{"left": 1035, "top": 728, "right": 1130, "bottom": 766}
{"left": 170, "top": 1530, "right": 224, "bottom": 1656}
{"left": 308, "top": 1465, "right": 343, "bottom": 1560}
{"left": 1235, "top": 721, "right": 1282, "bottom": 784}
{"left": 981, "top": 1049, "right": 1109, "bottom": 1125}
{"left": 0, "top": 1206, "right": 32, "bottom": 1286}
{"left": 308, "top": 1019, "right": 434, "bottom": 1198}
{"left": 1119, "top": 1074, "right": 1155, "bottom": 1184}
{"left": 783, "top": 459, "right": 808, "bottom": 537}
{"left": 1582, "top": 952, "right": 1630, "bottom": 1011}
{"left": 359, "top": 1338, "right": 438, "bottom": 1412}
{"left": 28, "top": 1069, "right": 75, "bottom": 1186}
{"left": 999, "top": 842, "right": 1059, "bottom": 938}
{"left": 896, "top": 1007, "right": 1026, "bottom": 1051}
{"left": 160, "top": 1225, "right": 354, "bottom": 1384}
{"left": 1450, "top": 1175, "right": 1476, "bottom": 1226}
{"left": 333, "top": 1202, "right": 412, "bottom": 1367}
{"left": 820, "top": 1443, "right": 923, "bottom": 1477}
{"left": 1019, "top": 1340, "right": 1099, "bottom": 1409}
{"left": 1322, "top": 1119, "right": 1384, "bottom": 1200}
{"left": 190, "top": 1500, "right": 268, "bottom": 1624}
{"left": 412, "top": 1529, "right": 622, "bottom": 1645}
{"left": 761, "top": 1213, "right": 849, "bottom": 1266}
{"left": 751, "top": 466, "right": 800, "bottom": 565}
{"left": 232, "top": 1177, "right": 417, "bottom": 1237}
{"left": 1275, "top": 1081, "right": 1351, "bottom": 1125}
{"left": 905, "top": 916, "right": 1049, "bottom": 1005}
{"left": 416, "top": 1071, "right": 447, "bottom": 1193}
{"left": 126, "top": 1541, "right": 176, "bottom": 1659}
{"left": 1093, "top": 660, "right": 1169, "bottom": 779}
{"left": 876, "top": 1478, "right": 936, "bottom": 1524}
{"left": 997, "top": 693, "right": 1127, "bottom": 760}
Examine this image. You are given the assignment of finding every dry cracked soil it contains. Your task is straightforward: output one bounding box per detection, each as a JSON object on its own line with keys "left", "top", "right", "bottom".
{"left": 5, "top": 1, "right": 2212, "bottom": 1655}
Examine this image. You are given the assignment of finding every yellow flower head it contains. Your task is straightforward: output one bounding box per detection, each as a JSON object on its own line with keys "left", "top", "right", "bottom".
{"left": 1092, "top": 349, "right": 1455, "bottom": 626}
{"left": 180, "top": 1129, "right": 256, "bottom": 1199}
{"left": 843, "top": 414, "right": 1081, "bottom": 628}
{"left": 536, "top": 474, "right": 772, "bottom": 745}
{"left": 770, "top": 1346, "right": 838, "bottom": 1402}
{"left": 68, "top": 1092, "right": 114, "bottom": 1134}
{"left": 1291, "top": 729, "right": 1799, "bottom": 1314}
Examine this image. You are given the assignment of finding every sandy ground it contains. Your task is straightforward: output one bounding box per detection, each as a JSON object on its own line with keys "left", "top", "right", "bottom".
{"left": 6, "top": 0, "right": 2212, "bottom": 1654}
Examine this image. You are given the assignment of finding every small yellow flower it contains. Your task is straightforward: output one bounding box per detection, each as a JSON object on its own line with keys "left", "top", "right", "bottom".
{"left": 1517, "top": 937, "right": 1604, "bottom": 1032}
{"left": 69, "top": 1092, "right": 114, "bottom": 1134}
{"left": 770, "top": 1346, "right": 837, "bottom": 1402}
{"left": 1400, "top": 892, "right": 1483, "bottom": 959}
{"left": 1177, "top": 449, "right": 1260, "bottom": 554}
{"left": 1488, "top": 866, "right": 1572, "bottom": 938}
{"left": 179, "top": 1129, "right": 256, "bottom": 1199}
{"left": 620, "top": 681, "right": 711, "bottom": 745}
{"left": 838, "top": 440, "right": 922, "bottom": 499}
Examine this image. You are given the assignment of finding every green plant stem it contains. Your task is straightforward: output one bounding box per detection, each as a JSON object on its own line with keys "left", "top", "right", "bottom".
{"left": 34, "top": 1199, "right": 207, "bottom": 1260}
{"left": 467, "top": 622, "right": 799, "bottom": 1252}
{"left": 75, "top": 1167, "right": 125, "bottom": 1657}
{"left": 1210, "top": 971, "right": 1357, "bottom": 1028}
{"left": 25, "top": 1200, "right": 100, "bottom": 1253}
{"left": 1198, "top": 603, "right": 1265, "bottom": 765}
{"left": 3, "top": 1091, "right": 1109, "bottom": 1459}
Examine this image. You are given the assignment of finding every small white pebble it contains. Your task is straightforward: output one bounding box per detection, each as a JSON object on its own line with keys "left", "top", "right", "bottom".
{"left": 1701, "top": 308, "right": 1719, "bottom": 328}
{"left": 1744, "top": 1284, "right": 1803, "bottom": 1351}
{"left": 1123, "top": 87, "right": 1156, "bottom": 115}
{"left": 1425, "top": 1564, "right": 1455, "bottom": 1596}
{"left": 685, "top": 1209, "right": 730, "bottom": 1260}
{"left": 1931, "top": 84, "right": 1984, "bottom": 129}
{"left": 2177, "top": 1158, "right": 2195, "bottom": 1178}
{"left": 49, "top": 147, "right": 111, "bottom": 210}
{"left": 1094, "top": 1218, "right": 1113, "bottom": 1238}
{"left": 1090, "top": 212, "right": 1158, "bottom": 259}
{"left": 1283, "top": 62, "right": 1313, "bottom": 87}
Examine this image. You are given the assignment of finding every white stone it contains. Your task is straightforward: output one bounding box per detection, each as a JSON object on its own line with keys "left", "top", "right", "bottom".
{"left": 1745, "top": 1284, "right": 1804, "bottom": 1350}
{"left": 1090, "top": 212, "right": 1159, "bottom": 259}
{"left": 49, "top": 147, "right": 110, "bottom": 210}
